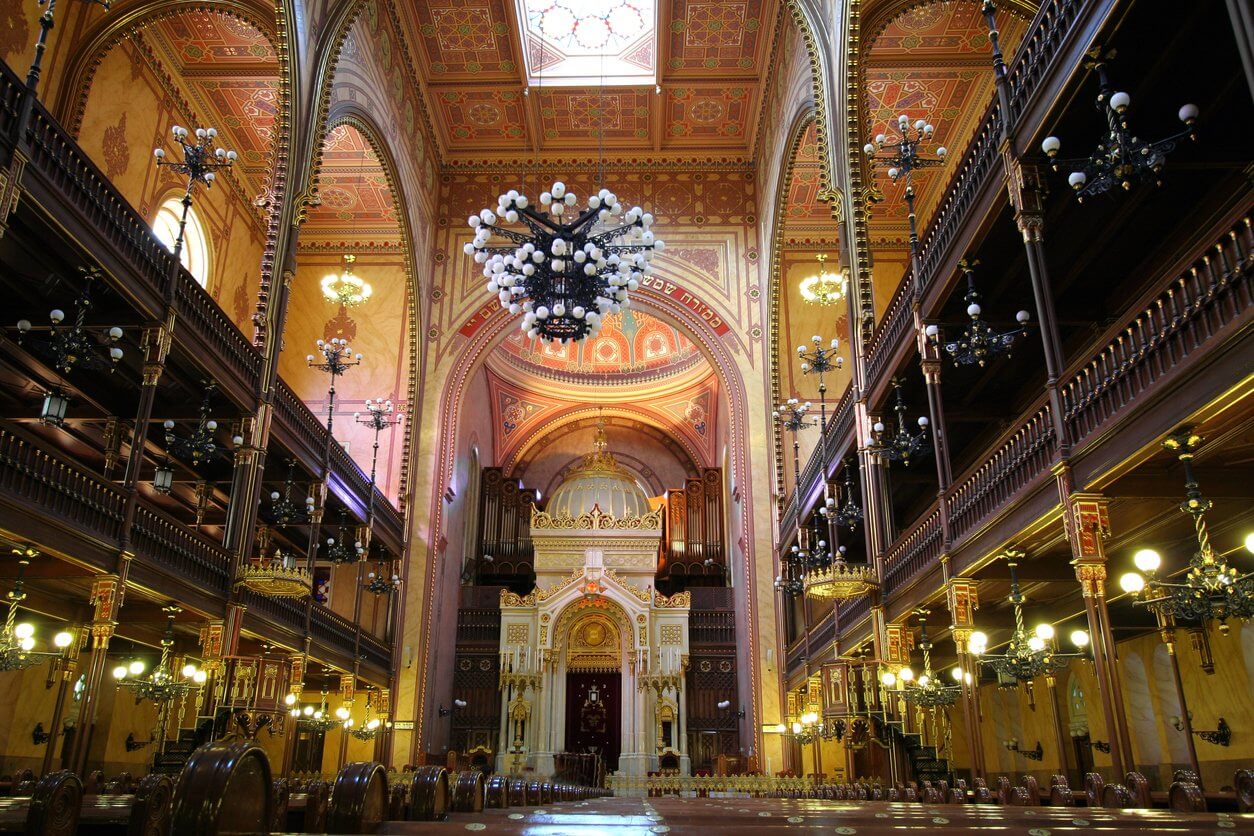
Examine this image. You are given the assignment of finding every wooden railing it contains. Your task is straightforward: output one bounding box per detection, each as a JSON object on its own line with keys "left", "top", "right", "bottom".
{"left": 880, "top": 506, "right": 942, "bottom": 597}
{"left": 131, "top": 506, "right": 233, "bottom": 594}
{"left": 779, "top": 386, "right": 855, "bottom": 538}
{"left": 1005, "top": 0, "right": 1087, "bottom": 123}
{"left": 359, "top": 632, "right": 391, "bottom": 672}
{"left": 1062, "top": 217, "right": 1252, "bottom": 443}
{"left": 945, "top": 404, "right": 1056, "bottom": 546}
{"left": 0, "top": 426, "right": 125, "bottom": 544}
{"left": 172, "top": 275, "right": 261, "bottom": 396}
{"left": 837, "top": 594, "right": 872, "bottom": 631}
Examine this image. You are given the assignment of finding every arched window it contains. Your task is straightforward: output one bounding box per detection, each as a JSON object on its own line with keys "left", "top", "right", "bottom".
{"left": 152, "top": 197, "right": 210, "bottom": 287}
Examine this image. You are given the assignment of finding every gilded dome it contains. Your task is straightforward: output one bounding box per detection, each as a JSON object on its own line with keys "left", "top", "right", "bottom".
{"left": 545, "top": 423, "right": 652, "bottom": 520}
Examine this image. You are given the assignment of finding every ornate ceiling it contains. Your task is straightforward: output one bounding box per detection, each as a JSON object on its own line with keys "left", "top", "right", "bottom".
{"left": 497, "top": 310, "right": 702, "bottom": 384}
{"left": 303, "top": 124, "right": 402, "bottom": 246}
{"left": 864, "top": 2, "right": 1029, "bottom": 246}
{"left": 782, "top": 120, "right": 839, "bottom": 248}
{"left": 141, "top": 11, "right": 279, "bottom": 204}
{"left": 400, "top": 0, "right": 780, "bottom": 159}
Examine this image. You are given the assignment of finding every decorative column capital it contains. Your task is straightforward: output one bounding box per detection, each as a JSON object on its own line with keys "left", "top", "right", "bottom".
{"left": 1003, "top": 153, "right": 1049, "bottom": 242}
{"left": 946, "top": 577, "right": 979, "bottom": 634}
{"left": 1074, "top": 563, "right": 1109, "bottom": 598}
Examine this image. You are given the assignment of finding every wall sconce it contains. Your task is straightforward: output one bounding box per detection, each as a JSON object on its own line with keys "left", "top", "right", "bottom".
{"left": 1172, "top": 714, "right": 1231, "bottom": 746}
{"left": 32, "top": 723, "right": 49, "bottom": 745}
{"left": 717, "top": 700, "right": 746, "bottom": 718}
{"left": 1090, "top": 740, "right": 1111, "bottom": 754}
{"left": 125, "top": 733, "right": 153, "bottom": 752}
{"left": 438, "top": 698, "right": 467, "bottom": 717}
{"left": 1004, "top": 738, "right": 1044, "bottom": 760}
{"left": 40, "top": 389, "right": 69, "bottom": 427}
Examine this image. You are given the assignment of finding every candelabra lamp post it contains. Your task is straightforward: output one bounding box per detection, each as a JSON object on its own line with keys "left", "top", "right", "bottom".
{"left": 25, "top": 0, "right": 109, "bottom": 94}
{"left": 772, "top": 399, "right": 812, "bottom": 598}
{"left": 354, "top": 399, "right": 403, "bottom": 600}
{"left": 323, "top": 510, "right": 363, "bottom": 565}
{"left": 307, "top": 338, "right": 362, "bottom": 434}
{"left": 867, "top": 378, "right": 929, "bottom": 466}
{"left": 924, "top": 260, "right": 1031, "bottom": 367}
{"left": 831, "top": 459, "right": 864, "bottom": 531}
{"left": 863, "top": 114, "right": 947, "bottom": 293}
{"left": 154, "top": 126, "right": 236, "bottom": 265}
{"left": 1040, "top": 47, "right": 1198, "bottom": 201}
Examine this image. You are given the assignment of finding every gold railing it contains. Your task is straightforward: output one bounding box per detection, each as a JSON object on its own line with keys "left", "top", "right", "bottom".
{"left": 606, "top": 774, "right": 815, "bottom": 796}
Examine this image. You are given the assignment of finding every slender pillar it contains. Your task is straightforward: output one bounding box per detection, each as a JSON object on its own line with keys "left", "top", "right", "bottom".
{"left": 1156, "top": 614, "right": 1202, "bottom": 785}
{"left": 42, "top": 624, "right": 86, "bottom": 776}
{"left": 1064, "top": 492, "right": 1133, "bottom": 777}
{"left": 946, "top": 577, "right": 984, "bottom": 780}
{"left": 68, "top": 575, "right": 124, "bottom": 776}
{"left": 1044, "top": 674, "right": 1071, "bottom": 779}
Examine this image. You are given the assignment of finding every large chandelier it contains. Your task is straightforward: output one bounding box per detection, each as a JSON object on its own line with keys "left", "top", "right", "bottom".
{"left": 1041, "top": 48, "right": 1197, "bottom": 201}
{"left": 162, "top": 380, "right": 220, "bottom": 466}
{"left": 879, "top": 614, "right": 960, "bottom": 707}
{"left": 463, "top": 181, "right": 664, "bottom": 342}
{"left": 0, "top": 548, "right": 74, "bottom": 672}
{"left": 798, "top": 254, "right": 847, "bottom": 307}
{"left": 236, "top": 548, "right": 312, "bottom": 599}
{"left": 970, "top": 553, "right": 1089, "bottom": 685}
{"left": 112, "top": 607, "right": 207, "bottom": 703}
{"left": 1119, "top": 431, "right": 1254, "bottom": 632}
{"left": 15, "top": 267, "right": 124, "bottom": 375}
{"left": 321, "top": 255, "right": 372, "bottom": 308}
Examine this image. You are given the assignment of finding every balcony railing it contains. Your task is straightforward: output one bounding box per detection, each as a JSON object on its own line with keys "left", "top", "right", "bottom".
{"left": 945, "top": 404, "right": 1056, "bottom": 547}
{"left": 131, "top": 506, "right": 233, "bottom": 594}
{"left": 779, "top": 386, "right": 855, "bottom": 538}
{"left": 1062, "top": 217, "right": 1252, "bottom": 443}
{"left": 880, "top": 506, "right": 942, "bottom": 597}
{"left": 0, "top": 426, "right": 125, "bottom": 546}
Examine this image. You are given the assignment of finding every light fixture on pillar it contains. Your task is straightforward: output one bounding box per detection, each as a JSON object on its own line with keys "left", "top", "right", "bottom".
{"left": 39, "top": 388, "right": 69, "bottom": 427}
{"left": 1040, "top": 48, "right": 1198, "bottom": 201}
{"left": 797, "top": 254, "right": 847, "bottom": 307}
{"left": 880, "top": 614, "right": 960, "bottom": 707}
{"left": 321, "top": 255, "right": 373, "bottom": 308}
{"left": 1003, "top": 739, "right": 1044, "bottom": 760}
{"left": 1119, "top": 431, "right": 1254, "bottom": 631}
{"left": 925, "top": 260, "right": 1030, "bottom": 367}
{"left": 112, "top": 607, "right": 206, "bottom": 703}
{"left": 463, "top": 182, "right": 663, "bottom": 343}
{"left": 162, "top": 380, "right": 220, "bottom": 465}
{"left": 154, "top": 126, "right": 235, "bottom": 262}
{"left": 970, "top": 553, "right": 1089, "bottom": 684}
{"left": 292, "top": 691, "right": 338, "bottom": 733}
{"left": 867, "top": 378, "right": 929, "bottom": 465}
{"left": 307, "top": 338, "right": 362, "bottom": 437}
{"left": 1170, "top": 714, "right": 1231, "bottom": 747}
{"left": 15, "top": 267, "right": 123, "bottom": 375}
{"left": 0, "top": 548, "right": 74, "bottom": 672}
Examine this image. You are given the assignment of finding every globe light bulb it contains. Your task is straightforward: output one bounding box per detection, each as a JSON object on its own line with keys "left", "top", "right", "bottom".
{"left": 14, "top": 623, "right": 34, "bottom": 640}
{"left": 194, "top": 670, "right": 207, "bottom": 684}
{"left": 917, "top": 674, "right": 930, "bottom": 687}
{"left": 19, "top": 637, "right": 34, "bottom": 651}
{"left": 1120, "top": 572, "right": 1145, "bottom": 594}
{"left": 54, "top": 631, "right": 73, "bottom": 648}
{"left": 1034, "top": 624, "right": 1055, "bottom": 641}
{"left": 1133, "top": 548, "right": 1161, "bottom": 573}
{"left": 304, "top": 706, "right": 314, "bottom": 716}
{"left": 129, "top": 660, "right": 145, "bottom": 675}
{"left": 791, "top": 722, "right": 802, "bottom": 734}
{"left": 181, "top": 664, "right": 197, "bottom": 678}
{"left": 952, "top": 668, "right": 964, "bottom": 682}
{"left": 969, "top": 631, "right": 988, "bottom": 654}
{"left": 112, "top": 665, "right": 128, "bottom": 680}
{"left": 898, "top": 667, "right": 914, "bottom": 682}
{"left": 1245, "top": 532, "right": 1254, "bottom": 554}
{"left": 1028, "top": 636, "right": 1046, "bottom": 652}
{"left": 880, "top": 672, "right": 896, "bottom": 687}
{"left": 1070, "top": 629, "right": 1090, "bottom": 648}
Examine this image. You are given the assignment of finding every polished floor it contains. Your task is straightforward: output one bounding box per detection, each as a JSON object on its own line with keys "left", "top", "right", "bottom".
{"left": 368, "top": 795, "right": 1252, "bottom": 834}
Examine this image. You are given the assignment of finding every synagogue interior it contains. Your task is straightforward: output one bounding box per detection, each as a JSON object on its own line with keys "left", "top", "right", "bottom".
{"left": 0, "top": 0, "right": 1250, "bottom": 831}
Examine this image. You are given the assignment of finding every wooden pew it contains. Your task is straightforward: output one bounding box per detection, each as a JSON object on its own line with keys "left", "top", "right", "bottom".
{"left": 0, "top": 771, "right": 81, "bottom": 835}
{"left": 283, "top": 779, "right": 330, "bottom": 832}
{"left": 170, "top": 740, "right": 273, "bottom": 833}
{"left": 407, "top": 766, "right": 450, "bottom": 821}
{"left": 327, "top": 762, "right": 389, "bottom": 833}
{"left": 449, "top": 771, "right": 484, "bottom": 813}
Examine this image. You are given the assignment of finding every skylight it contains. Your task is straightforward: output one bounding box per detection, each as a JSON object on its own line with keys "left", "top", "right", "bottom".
{"left": 517, "top": 0, "right": 657, "bottom": 86}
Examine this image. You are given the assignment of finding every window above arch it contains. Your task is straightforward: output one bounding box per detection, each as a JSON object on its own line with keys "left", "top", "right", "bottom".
{"left": 152, "top": 198, "right": 210, "bottom": 287}
{"left": 517, "top": 0, "right": 657, "bottom": 86}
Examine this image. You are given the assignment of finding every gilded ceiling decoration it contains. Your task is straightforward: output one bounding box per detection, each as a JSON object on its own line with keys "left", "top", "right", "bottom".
{"left": 302, "top": 124, "right": 401, "bottom": 243}
{"left": 864, "top": 2, "right": 1029, "bottom": 244}
{"left": 497, "top": 310, "right": 702, "bottom": 384}
{"left": 400, "top": 0, "right": 780, "bottom": 158}
{"left": 141, "top": 11, "right": 280, "bottom": 202}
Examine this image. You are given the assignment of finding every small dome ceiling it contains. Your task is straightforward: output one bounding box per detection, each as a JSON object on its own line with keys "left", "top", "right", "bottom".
{"left": 545, "top": 422, "right": 652, "bottom": 520}
{"left": 497, "top": 310, "right": 702, "bottom": 385}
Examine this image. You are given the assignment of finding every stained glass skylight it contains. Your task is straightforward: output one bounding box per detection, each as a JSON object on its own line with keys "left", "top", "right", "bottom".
{"left": 517, "top": 0, "right": 657, "bottom": 86}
